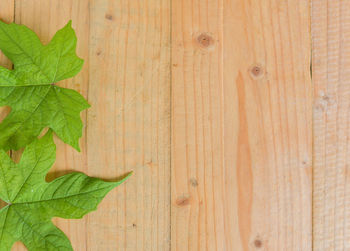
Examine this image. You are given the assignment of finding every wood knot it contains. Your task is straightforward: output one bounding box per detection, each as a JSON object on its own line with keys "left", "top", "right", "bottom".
{"left": 322, "top": 95, "right": 330, "bottom": 102}
{"left": 315, "top": 92, "right": 333, "bottom": 113}
{"left": 253, "top": 239, "right": 263, "bottom": 248}
{"left": 195, "top": 33, "right": 214, "bottom": 50}
{"left": 318, "top": 91, "right": 334, "bottom": 105}
{"left": 301, "top": 158, "right": 311, "bottom": 168}
{"left": 189, "top": 178, "right": 198, "bottom": 187}
{"left": 105, "top": 14, "right": 113, "bottom": 20}
{"left": 175, "top": 195, "right": 190, "bottom": 206}
{"left": 249, "top": 64, "right": 264, "bottom": 79}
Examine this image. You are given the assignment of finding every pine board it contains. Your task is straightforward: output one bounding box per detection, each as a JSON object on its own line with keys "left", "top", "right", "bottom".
{"left": 312, "top": 0, "right": 350, "bottom": 250}
{"left": 0, "top": 0, "right": 322, "bottom": 250}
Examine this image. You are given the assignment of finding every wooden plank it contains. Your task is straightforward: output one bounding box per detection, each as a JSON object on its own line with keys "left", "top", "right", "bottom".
{"left": 312, "top": 1, "right": 350, "bottom": 250}
{"left": 0, "top": 0, "right": 315, "bottom": 250}
{"left": 172, "top": 0, "right": 312, "bottom": 250}
{"left": 223, "top": 0, "right": 312, "bottom": 250}
{"left": 12, "top": 0, "right": 90, "bottom": 250}
{"left": 171, "top": 0, "right": 226, "bottom": 250}
{"left": 87, "top": 0, "right": 171, "bottom": 250}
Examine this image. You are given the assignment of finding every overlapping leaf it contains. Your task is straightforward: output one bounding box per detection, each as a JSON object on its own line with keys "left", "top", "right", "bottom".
{"left": 0, "top": 20, "right": 89, "bottom": 151}
{"left": 0, "top": 131, "right": 130, "bottom": 250}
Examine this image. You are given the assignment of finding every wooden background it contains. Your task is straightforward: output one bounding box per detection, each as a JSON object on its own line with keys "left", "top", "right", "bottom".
{"left": 0, "top": 0, "right": 346, "bottom": 250}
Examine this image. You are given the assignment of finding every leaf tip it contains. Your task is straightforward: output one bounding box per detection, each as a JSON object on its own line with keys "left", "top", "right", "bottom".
{"left": 73, "top": 144, "right": 81, "bottom": 152}
{"left": 119, "top": 171, "right": 133, "bottom": 183}
{"left": 109, "top": 171, "right": 133, "bottom": 188}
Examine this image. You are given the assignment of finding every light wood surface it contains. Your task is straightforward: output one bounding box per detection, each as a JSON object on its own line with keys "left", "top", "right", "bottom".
{"left": 3, "top": 0, "right": 171, "bottom": 250}
{"left": 224, "top": 0, "right": 312, "bottom": 250}
{"left": 312, "top": 0, "right": 350, "bottom": 250}
{"left": 171, "top": 0, "right": 227, "bottom": 250}
{"left": 86, "top": 0, "right": 170, "bottom": 250}
{"left": 172, "top": 0, "right": 312, "bottom": 250}
{"left": 2, "top": 0, "right": 346, "bottom": 250}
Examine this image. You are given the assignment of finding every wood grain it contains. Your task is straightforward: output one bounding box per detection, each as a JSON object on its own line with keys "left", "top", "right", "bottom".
{"left": 312, "top": 1, "right": 350, "bottom": 250}
{"left": 223, "top": 0, "right": 312, "bottom": 250}
{"left": 0, "top": 0, "right": 318, "bottom": 250}
{"left": 87, "top": 0, "right": 171, "bottom": 250}
{"left": 0, "top": 0, "right": 171, "bottom": 250}
{"left": 171, "top": 0, "right": 226, "bottom": 250}
{"left": 172, "top": 0, "right": 312, "bottom": 250}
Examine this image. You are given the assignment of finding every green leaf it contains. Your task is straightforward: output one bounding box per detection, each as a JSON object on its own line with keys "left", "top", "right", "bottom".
{"left": 0, "top": 131, "right": 131, "bottom": 250}
{"left": 0, "top": 20, "right": 89, "bottom": 151}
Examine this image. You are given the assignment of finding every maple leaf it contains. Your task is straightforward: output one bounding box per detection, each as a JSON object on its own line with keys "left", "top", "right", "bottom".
{"left": 0, "top": 20, "right": 89, "bottom": 151}
{"left": 0, "top": 131, "right": 130, "bottom": 250}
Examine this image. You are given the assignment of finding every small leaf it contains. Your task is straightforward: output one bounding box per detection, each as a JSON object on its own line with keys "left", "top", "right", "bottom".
{"left": 0, "top": 21, "right": 89, "bottom": 151}
{"left": 0, "top": 132, "right": 131, "bottom": 250}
